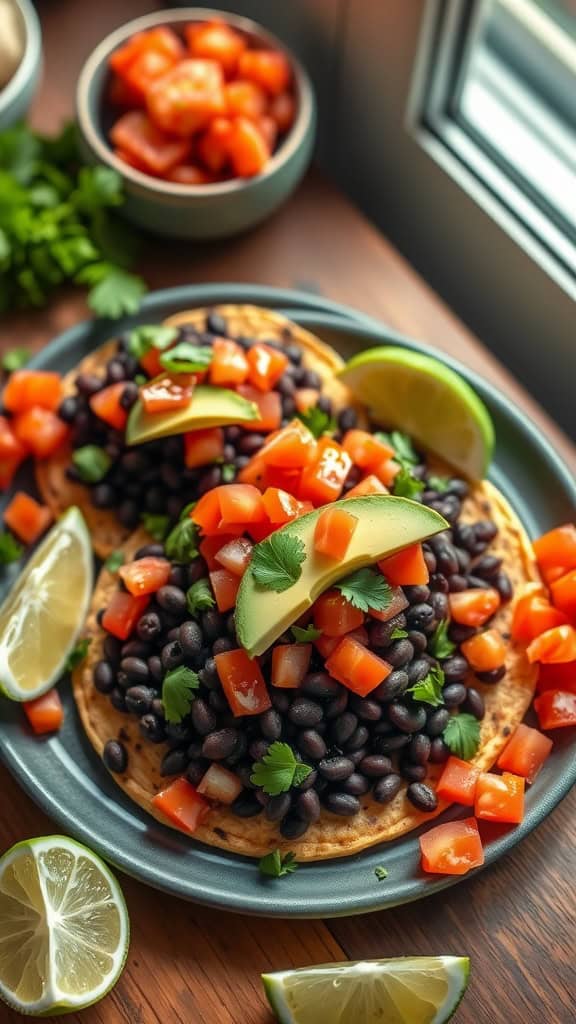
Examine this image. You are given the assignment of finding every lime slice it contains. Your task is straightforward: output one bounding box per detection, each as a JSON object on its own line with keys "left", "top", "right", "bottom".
{"left": 263, "top": 956, "right": 470, "bottom": 1024}
{"left": 0, "top": 835, "right": 129, "bottom": 1016}
{"left": 0, "top": 506, "right": 93, "bottom": 701}
{"left": 338, "top": 347, "right": 494, "bottom": 478}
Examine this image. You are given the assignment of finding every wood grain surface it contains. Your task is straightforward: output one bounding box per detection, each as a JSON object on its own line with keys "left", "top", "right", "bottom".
{"left": 0, "top": 3, "right": 574, "bottom": 1022}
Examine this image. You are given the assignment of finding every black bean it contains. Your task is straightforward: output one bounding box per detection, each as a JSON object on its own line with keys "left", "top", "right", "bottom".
{"left": 442, "top": 683, "right": 467, "bottom": 707}
{"left": 151, "top": 698, "right": 164, "bottom": 718}
{"left": 373, "top": 773, "right": 402, "bottom": 803}
{"left": 388, "top": 702, "right": 427, "bottom": 733}
{"left": 120, "top": 381, "right": 138, "bottom": 410}
{"left": 407, "top": 782, "right": 438, "bottom": 812}
{"left": 161, "top": 640, "right": 184, "bottom": 671}
{"left": 438, "top": 495, "right": 462, "bottom": 524}
{"left": 494, "top": 573, "right": 513, "bottom": 603}
{"left": 400, "top": 761, "right": 427, "bottom": 782}
{"left": 198, "top": 466, "right": 222, "bottom": 495}
{"left": 406, "top": 631, "right": 426, "bottom": 655}
{"left": 430, "top": 592, "right": 449, "bottom": 620}
{"left": 157, "top": 586, "right": 187, "bottom": 617}
{"left": 206, "top": 688, "right": 227, "bottom": 712}
{"left": 301, "top": 368, "right": 321, "bottom": 389}
{"left": 134, "top": 611, "right": 160, "bottom": 643}
{"left": 260, "top": 708, "right": 282, "bottom": 741}
{"left": 341, "top": 772, "right": 370, "bottom": 796}
{"left": 134, "top": 543, "right": 165, "bottom": 559}
{"left": 463, "top": 687, "right": 485, "bottom": 719}
{"left": 76, "top": 372, "right": 103, "bottom": 396}
{"left": 297, "top": 729, "right": 327, "bottom": 761}
{"left": 178, "top": 620, "right": 203, "bottom": 660}
{"left": 270, "top": 689, "right": 290, "bottom": 714}
{"left": 447, "top": 574, "right": 468, "bottom": 593}
{"left": 58, "top": 395, "right": 80, "bottom": 423}
{"left": 116, "top": 670, "right": 130, "bottom": 691}
{"left": 276, "top": 373, "right": 295, "bottom": 396}
{"left": 344, "top": 725, "right": 369, "bottom": 752}
{"left": 359, "top": 754, "right": 392, "bottom": 777}
{"left": 369, "top": 618, "right": 405, "bottom": 649}
{"left": 160, "top": 748, "right": 189, "bottom": 777}
{"left": 289, "top": 698, "right": 323, "bottom": 728}
{"left": 104, "top": 358, "right": 125, "bottom": 384}
{"left": 238, "top": 433, "right": 266, "bottom": 456}
{"left": 371, "top": 670, "right": 409, "bottom": 702}
{"left": 139, "top": 713, "right": 165, "bottom": 742}
{"left": 225, "top": 730, "right": 247, "bottom": 766}
{"left": 318, "top": 757, "right": 355, "bottom": 782}
{"left": 456, "top": 547, "right": 471, "bottom": 572}
{"left": 429, "top": 737, "right": 451, "bottom": 763}
{"left": 207, "top": 311, "right": 227, "bottom": 336}
{"left": 280, "top": 814, "right": 309, "bottom": 839}
{"left": 198, "top": 657, "right": 219, "bottom": 690}
{"left": 475, "top": 519, "right": 498, "bottom": 542}
{"left": 408, "top": 734, "right": 431, "bottom": 764}
{"left": 165, "top": 721, "right": 193, "bottom": 746}
{"left": 109, "top": 688, "right": 126, "bottom": 712}
{"left": 91, "top": 483, "right": 116, "bottom": 509}
{"left": 325, "top": 691, "right": 349, "bottom": 719}
{"left": 477, "top": 666, "right": 506, "bottom": 684}
{"left": 125, "top": 685, "right": 155, "bottom": 716}
{"left": 434, "top": 544, "right": 459, "bottom": 576}
{"left": 442, "top": 655, "right": 469, "bottom": 682}
{"left": 284, "top": 342, "right": 302, "bottom": 365}
{"left": 117, "top": 499, "right": 140, "bottom": 529}
{"left": 265, "top": 793, "right": 292, "bottom": 822}
{"left": 120, "top": 638, "right": 150, "bottom": 659}
{"left": 231, "top": 792, "right": 262, "bottom": 818}
{"left": 407, "top": 604, "right": 435, "bottom": 631}
{"left": 202, "top": 728, "right": 240, "bottom": 760}
{"left": 349, "top": 698, "right": 382, "bottom": 722}
{"left": 473, "top": 554, "right": 502, "bottom": 579}
{"left": 337, "top": 407, "right": 358, "bottom": 432}
{"left": 93, "top": 660, "right": 115, "bottom": 693}
{"left": 467, "top": 574, "right": 492, "bottom": 590}
{"left": 324, "top": 792, "right": 360, "bottom": 816}
{"left": 120, "top": 657, "right": 150, "bottom": 685}
{"left": 330, "top": 712, "right": 358, "bottom": 747}
{"left": 449, "top": 623, "right": 477, "bottom": 644}
{"left": 425, "top": 708, "right": 450, "bottom": 737}
{"left": 317, "top": 395, "right": 332, "bottom": 415}
{"left": 201, "top": 610, "right": 225, "bottom": 642}
{"left": 249, "top": 738, "right": 270, "bottom": 762}
{"left": 301, "top": 672, "right": 341, "bottom": 700}
{"left": 406, "top": 659, "right": 431, "bottom": 686}
{"left": 185, "top": 761, "right": 206, "bottom": 787}
{"left": 190, "top": 698, "right": 216, "bottom": 736}
{"left": 295, "top": 788, "right": 321, "bottom": 823}
{"left": 429, "top": 573, "right": 449, "bottom": 594}
{"left": 423, "top": 547, "right": 437, "bottom": 574}
{"left": 384, "top": 639, "right": 414, "bottom": 668}
{"left": 103, "top": 739, "right": 127, "bottom": 774}
{"left": 405, "top": 584, "right": 431, "bottom": 605}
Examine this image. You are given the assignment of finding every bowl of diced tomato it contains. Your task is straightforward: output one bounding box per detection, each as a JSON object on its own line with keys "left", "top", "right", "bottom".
{"left": 76, "top": 8, "right": 316, "bottom": 240}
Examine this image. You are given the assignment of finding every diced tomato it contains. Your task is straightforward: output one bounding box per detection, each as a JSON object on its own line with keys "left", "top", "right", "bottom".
{"left": 228, "top": 116, "right": 270, "bottom": 177}
{"left": 475, "top": 771, "right": 525, "bottom": 823}
{"left": 461, "top": 628, "right": 506, "bottom": 672}
{"left": 342, "top": 430, "right": 394, "bottom": 471}
{"left": 193, "top": 489, "right": 223, "bottom": 535}
{"left": 533, "top": 524, "right": 576, "bottom": 584}
{"left": 368, "top": 585, "right": 409, "bottom": 623}
{"left": 214, "top": 648, "right": 271, "bottom": 716}
{"left": 151, "top": 777, "right": 209, "bottom": 834}
{"left": 3, "top": 370, "right": 62, "bottom": 414}
{"left": 373, "top": 458, "right": 401, "bottom": 488}
{"left": 225, "top": 79, "right": 267, "bottom": 119}
{"left": 534, "top": 689, "right": 576, "bottom": 729}
{"left": 167, "top": 164, "right": 214, "bottom": 185}
{"left": 261, "top": 465, "right": 302, "bottom": 493}
{"left": 497, "top": 723, "right": 553, "bottom": 783}
{"left": 110, "top": 111, "right": 191, "bottom": 176}
{"left": 271, "top": 643, "right": 312, "bottom": 688}
{"left": 12, "top": 408, "right": 69, "bottom": 459}
{"left": 345, "top": 475, "right": 389, "bottom": 498}
{"left": 551, "top": 569, "right": 576, "bottom": 620}
{"left": 420, "top": 818, "right": 484, "bottom": 875}
{"left": 315, "top": 625, "right": 368, "bottom": 659}
{"left": 3, "top": 492, "right": 52, "bottom": 545}
{"left": 102, "top": 591, "right": 150, "bottom": 640}
{"left": 146, "top": 59, "right": 226, "bottom": 137}
{"left": 197, "top": 116, "right": 233, "bottom": 173}
{"left": 511, "top": 591, "right": 568, "bottom": 643}
{"left": 256, "top": 115, "right": 278, "bottom": 151}
{"left": 262, "top": 487, "right": 302, "bottom": 524}
{"left": 209, "top": 338, "right": 249, "bottom": 386}
{"left": 237, "top": 456, "right": 266, "bottom": 487}
{"left": 259, "top": 420, "right": 316, "bottom": 470}
{"left": 140, "top": 372, "right": 195, "bottom": 415}
{"left": 119, "top": 556, "right": 170, "bottom": 596}
{"left": 294, "top": 388, "right": 319, "bottom": 414}
{"left": 218, "top": 483, "right": 265, "bottom": 528}
{"left": 123, "top": 47, "right": 178, "bottom": 100}
{"left": 186, "top": 19, "right": 246, "bottom": 76}
{"left": 110, "top": 26, "right": 185, "bottom": 76}
{"left": 299, "top": 438, "right": 352, "bottom": 506}
{"left": 209, "top": 568, "right": 240, "bottom": 612}
{"left": 449, "top": 588, "right": 501, "bottom": 627}
{"left": 24, "top": 689, "right": 64, "bottom": 735}
{"left": 184, "top": 427, "right": 224, "bottom": 469}
{"left": 536, "top": 661, "right": 576, "bottom": 694}
{"left": 238, "top": 385, "right": 282, "bottom": 433}
{"left": 0, "top": 416, "right": 27, "bottom": 460}
{"left": 436, "top": 757, "right": 480, "bottom": 806}
{"left": 196, "top": 764, "right": 243, "bottom": 804}
{"left": 199, "top": 533, "right": 235, "bottom": 571}
{"left": 270, "top": 91, "right": 296, "bottom": 132}
{"left": 527, "top": 624, "right": 576, "bottom": 664}
{"left": 246, "top": 343, "right": 288, "bottom": 392}
{"left": 325, "top": 637, "right": 392, "bottom": 697}
{"left": 245, "top": 521, "right": 276, "bottom": 543}
{"left": 0, "top": 456, "right": 24, "bottom": 490}
{"left": 314, "top": 507, "right": 358, "bottom": 561}
{"left": 313, "top": 589, "right": 365, "bottom": 637}
{"left": 89, "top": 382, "right": 128, "bottom": 431}
{"left": 108, "top": 77, "right": 143, "bottom": 110}
{"left": 214, "top": 536, "right": 253, "bottom": 577}
{"left": 238, "top": 49, "right": 291, "bottom": 96}
{"left": 378, "top": 543, "right": 429, "bottom": 586}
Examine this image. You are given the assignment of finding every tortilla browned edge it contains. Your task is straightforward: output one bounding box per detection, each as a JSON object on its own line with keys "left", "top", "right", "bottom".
{"left": 73, "top": 480, "right": 540, "bottom": 861}
{"left": 36, "top": 306, "right": 362, "bottom": 559}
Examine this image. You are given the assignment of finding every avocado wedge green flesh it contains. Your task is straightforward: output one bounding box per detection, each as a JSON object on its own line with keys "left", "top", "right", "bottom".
{"left": 126, "top": 386, "right": 258, "bottom": 445}
{"left": 236, "top": 495, "right": 448, "bottom": 657}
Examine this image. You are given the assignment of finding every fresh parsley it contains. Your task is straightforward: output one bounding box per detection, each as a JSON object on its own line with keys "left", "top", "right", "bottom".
{"left": 408, "top": 665, "right": 445, "bottom": 706}
{"left": 374, "top": 866, "right": 388, "bottom": 881}
{"left": 335, "top": 567, "right": 392, "bottom": 613}
{"left": 291, "top": 624, "right": 322, "bottom": 643}
{"left": 2, "top": 347, "right": 30, "bottom": 372}
{"left": 165, "top": 513, "right": 199, "bottom": 563}
{"left": 186, "top": 578, "right": 215, "bottom": 616}
{"left": 250, "top": 741, "right": 312, "bottom": 795}
{"left": 376, "top": 430, "right": 418, "bottom": 467}
{"left": 392, "top": 466, "right": 424, "bottom": 500}
{"left": 104, "top": 550, "right": 124, "bottom": 573}
{"left": 390, "top": 626, "right": 409, "bottom": 640}
{"left": 221, "top": 463, "right": 236, "bottom": 483}
{"left": 162, "top": 666, "right": 200, "bottom": 724}
{"left": 296, "top": 406, "right": 336, "bottom": 439}
{"left": 443, "top": 713, "right": 481, "bottom": 761}
{"left": 251, "top": 532, "right": 306, "bottom": 593}
{"left": 141, "top": 513, "right": 170, "bottom": 541}
{"left": 258, "top": 849, "right": 298, "bottom": 879}
{"left": 428, "top": 619, "right": 456, "bottom": 659}
{"left": 65, "top": 637, "right": 91, "bottom": 671}
{"left": 427, "top": 474, "right": 451, "bottom": 493}
{"left": 72, "top": 445, "right": 112, "bottom": 483}
{"left": 159, "top": 343, "right": 213, "bottom": 373}
{"left": 0, "top": 532, "right": 23, "bottom": 564}
{"left": 128, "top": 324, "right": 178, "bottom": 361}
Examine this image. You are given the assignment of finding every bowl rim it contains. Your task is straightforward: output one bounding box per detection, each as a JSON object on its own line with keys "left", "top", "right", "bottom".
{"left": 76, "top": 6, "right": 315, "bottom": 197}
{"left": 0, "top": 0, "right": 42, "bottom": 118}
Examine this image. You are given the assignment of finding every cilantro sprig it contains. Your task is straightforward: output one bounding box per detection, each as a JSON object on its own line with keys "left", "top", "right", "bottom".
{"left": 165, "top": 508, "right": 199, "bottom": 563}
{"left": 392, "top": 466, "right": 424, "bottom": 500}
{"left": 428, "top": 619, "right": 456, "bottom": 659}
{"left": 427, "top": 474, "right": 451, "bottom": 493}
{"left": 376, "top": 430, "right": 418, "bottom": 467}
{"left": 443, "top": 713, "right": 481, "bottom": 760}
{"left": 65, "top": 637, "right": 91, "bottom": 672}
{"left": 128, "top": 325, "right": 178, "bottom": 361}
{"left": 296, "top": 406, "right": 336, "bottom": 439}
{"left": 374, "top": 866, "right": 388, "bottom": 881}
{"left": 291, "top": 624, "right": 322, "bottom": 643}
{"left": 159, "top": 343, "right": 213, "bottom": 373}
{"left": 251, "top": 532, "right": 305, "bottom": 593}
{"left": 335, "top": 567, "right": 392, "bottom": 613}
{"left": 104, "top": 550, "right": 124, "bottom": 573}
{"left": 0, "top": 532, "right": 24, "bottom": 565}
{"left": 72, "top": 445, "right": 111, "bottom": 484}
{"left": 408, "top": 665, "right": 445, "bottom": 706}
{"left": 250, "top": 742, "right": 312, "bottom": 795}
{"left": 2, "top": 348, "right": 30, "bottom": 372}
{"left": 141, "top": 513, "right": 170, "bottom": 541}
{"left": 162, "top": 666, "right": 200, "bottom": 724}
{"left": 186, "top": 578, "right": 215, "bottom": 616}
{"left": 258, "top": 849, "right": 298, "bottom": 878}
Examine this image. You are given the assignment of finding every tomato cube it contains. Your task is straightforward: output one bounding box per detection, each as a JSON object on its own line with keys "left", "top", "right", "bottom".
{"left": 238, "top": 49, "right": 291, "bottom": 96}
{"left": 218, "top": 484, "right": 265, "bottom": 528}
{"left": 209, "top": 568, "right": 240, "bottom": 612}
{"left": 497, "top": 723, "right": 553, "bottom": 783}
{"left": 536, "top": 661, "right": 576, "bottom": 694}
{"left": 475, "top": 771, "right": 525, "bottom": 823}
{"left": 197, "top": 116, "right": 233, "bottom": 173}
{"left": 186, "top": 19, "right": 246, "bottom": 76}
{"left": 184, "top": 427, "right": 224, "bottom": 469}
{"left": 225, "top": 79, "right": 267, "bottom": 119}
{"left": 259, "top": 420, "right": 316, "bottom": 469}
{"left": 102, "top": 591, "right": 150, "bottom": 640}
{"left": 527, "top": 624, "right": 576, "bottom": 664}
{"left": 119, "top": 556, "right": 171, "bottom": 596}
{"left": 420, "top": 818, "right": 484, "bottom": 875}
{"left": 196, "top": 764, "right": 243, "bottom": 805}
{"left": 533, "top": 524, "right": 576, "bottom": 584}
{"left": 89, "top": 382, "right": 128, "bottom": 431}
{"left": 345, "top": 475, "right": 389, "bottom": 498}
{"left": 436, "top": 756, "right": 480, "bottom": 806}
{"left": 238, "top": 385, "right": 282, "bottom": 433}
{"left": 378, "top": 543, "right": 429, "bottom": 586}
{"left": 368, "top": 585, "right": 409, "bottom": 623}
{"left": 511, "top": 591, "right": 568, "bottom": 643}
{"left": 146, "top": 59, "right": 226, "bottom": 137}
{"left": 246, "top": 344, "right": 288, "bottom": 392}
{"left": 315, "top": 626, "right": 368, "bottom": 660}
{"left": 314, "top": 507, "right": 358, "bottom": 561}
{"left": 299, "top": 437, "right": 352, "bottom": 506}
{"left": 3, "top": 370, "right": 62, "bottom": 414}
{"left": 325, "top": 637, "right": 391, "bottom": 696}
{"left": 551, "top": 569, "right": 576, "bottom": 620}
{"left": 199, "top": 533, "right": 236, "bottom": 571}
{"left": 140, "top": 373, "right": 195, "bottom": 415}
{"left": 313, "top": 589, "right": 364, "bottom": 637}
{"left": 151, "top": 777, "right": 209, "bottom": 834}
{"left": 342, "top": 429, "right": 394, "bottom": 470}
{"left": 294, "top": 388, "right": 320, "bottom": 414}
{"left": 209, "top": 338, "right": 249, "bottom": 386}
{"left": 13, "top": 408, "right": 69, "bottom": 458}
{"left": 24, "top": 689, "right": 64, "bottom": 735}
{"left": 270, "top": 91, "right": 296, "bottom": 132}
{"left": 3, "top": 492, "right": 52, "bottom": 545}
{"left": 461, "top": 628, "right": 506, "bottom": 672}
{"left": 214, "top": 648, "right": 271, "bottom": 716}
{"left": 214, "top": 536, "right": 253, "bottom": 577}
{"left": 262, "top": 487, "right": 303, "bottom": 525}
{"left": 534, "top": 689, "right": 576, "bottom": 729}
{"left": 110, "top": 110, "right": 191, "bottom": 176}
{"left": 449, "top": 588, "right": 501, "bottom": 627}
{"left": 271, "top": 643, "right": 312, "bottom": 688}
{"left": 193, "top": 488, "right": 224, "bottom": 535}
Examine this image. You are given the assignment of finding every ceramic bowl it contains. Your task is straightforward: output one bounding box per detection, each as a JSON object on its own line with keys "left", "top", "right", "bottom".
{"left": 0, "top": 0, "right": 42, "bottom": 130}
{"left": 76, "top": 7, "right": 316, "bottom": 240}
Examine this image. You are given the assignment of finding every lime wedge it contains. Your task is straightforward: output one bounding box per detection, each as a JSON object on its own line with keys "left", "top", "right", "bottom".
{"left": 0, "top": 835, "right": 129, "bottom": 1016}
{"left": 338, "top": 347, "right": 494, "bottom": 479}
{"left": 263, "top": 956, "right": 470, "bottom": 1024}
{"left": 0, "top": 506, "right": 93, "bottom": 701}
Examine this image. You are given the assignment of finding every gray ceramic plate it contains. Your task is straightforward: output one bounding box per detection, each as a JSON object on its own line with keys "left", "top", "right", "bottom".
{"left": 0, "top": 284, "right": 574, "bottom": 918}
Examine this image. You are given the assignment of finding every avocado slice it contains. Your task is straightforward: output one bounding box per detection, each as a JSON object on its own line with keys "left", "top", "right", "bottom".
{"left": 236, "top": 495, "right": 448, "bottom": 657}
{"left": 126, "top": 386, "right": 258, "bottom": 446}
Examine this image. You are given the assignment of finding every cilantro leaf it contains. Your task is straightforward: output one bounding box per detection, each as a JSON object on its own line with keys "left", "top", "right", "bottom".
{"left": 335, "top": 567, "right": 392, "bottom": 613}
{"left": 443, "top": 713, "right": 481, "bottom": 761}
{"left": 251, "top": 532, "right": 305, "bottom": 593}
{"left": 162, "top": 666, "right": 200, "bottom": 724}
{"left": 104, "top": 550, "right": 124, "bottom": 573}
{"left": 250, "top": 741, "right": 312, "bottom": 795}
{"left": 159, "top": 343, "right": 213, "bottom": 373}
{"left": 291, "top": 624, "right": 322, "bottom": 643}
{"left": 408, "top": 664, "right": 445, "bottom": 706}
{"left": 390, "top": 626, "right": 409, "bottom": 639}
{"left": 258, "top": 849, "right": 298, "bottom": 878}
{"left": 134, "top": 373, "right": 147, "bottom": 386}
{"left": 65, "top": 637, "right": 91, "bottom": 671}
{"left": 392, "top": 466, "right": 424, "bottom": 500}
{"left": 428, "top": 619, "right": 456, "bottom": 659}
{"left": 165, "top": 515, "right": 199, "bottom": 563}
{"left": 0, "top": 532, "right": 24, "bottom": 564}
{"left": 128, "top": 324, "right": 179, "bottom": 361}
{"left": 141, "top": 513, "right": 170, "bottom": 541}
{"left": 2, "top": 347, "right": 30, "bottom": 372}
{"left": 73, "top": 166, "right": 123, "bottom": 213}
{"left": 72, "top": 445, "right": 112, "bottom": 483}
{"left": 221, "top": 463, "right": 236, "bottom": 483}
{"left": 186, "top": 578, "right": 215, "bottom": 616}
{"left": 376, "top": 430, "right": 419, "bottom": 467}
{"left": 374, "top": 866, "right": 388, "bottom": 881}
{"left": 427, "top": 474, "right": 451, "bottom": 493}
{"left": 296, "top": 406, "right": 336, "bottom": 439}
{"left": 87, "top": 266, "right": 146, "bottom": 319}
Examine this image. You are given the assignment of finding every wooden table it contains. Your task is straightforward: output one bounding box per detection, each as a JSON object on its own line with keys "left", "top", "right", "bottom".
{"left": 1, "top": 4, "right": 574, "bottom": 1022}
